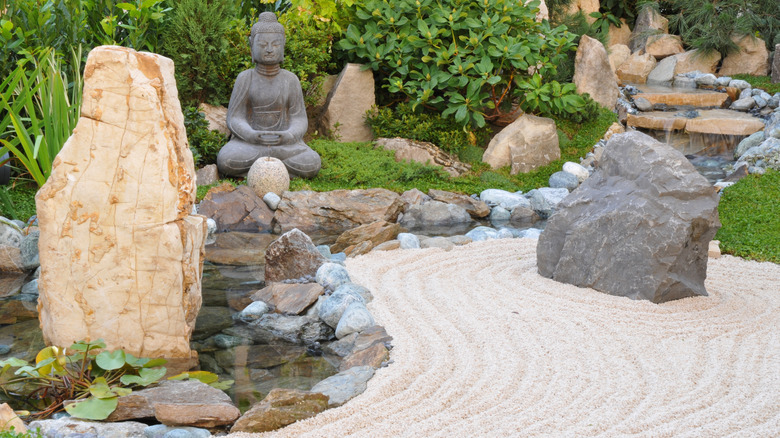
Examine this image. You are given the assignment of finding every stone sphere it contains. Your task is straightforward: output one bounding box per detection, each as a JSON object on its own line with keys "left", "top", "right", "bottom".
{"left": 247, "top": 157, "right": 290, "bottom": 198}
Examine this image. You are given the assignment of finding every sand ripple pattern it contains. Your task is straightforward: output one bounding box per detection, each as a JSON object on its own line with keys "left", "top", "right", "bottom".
{"left": 230, "top": 239, "right": 780, "bottom": 437}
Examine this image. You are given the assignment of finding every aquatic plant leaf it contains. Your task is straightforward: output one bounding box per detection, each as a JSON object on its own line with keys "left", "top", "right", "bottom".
{"left": 65, "top": 396, "right": 118, "bottom": 420}
{"left": 142, "top": 358, "right": 167, "bottom": 368}
{"left": 120, "top": 367, "right": 166, "bottom": 386}
{"left": 168, "top": 371, "right": 219, "bottom": 384}
{"left": 96, "top": 350, "right": 126, "bottom": 370}
{"left": 89, "top": 377, "right": 113, "bottom": 399}
{"left": 35, "top": 346, "right": 65, "bottom": 375}
{"left": 69, "top": 339, "right": 107, "bottom": 352}
{"left": 0, "top": 357, "right": 28, "bottom": 368}
{"left": 209, "top": 379, "right": 234, "bottom": 390}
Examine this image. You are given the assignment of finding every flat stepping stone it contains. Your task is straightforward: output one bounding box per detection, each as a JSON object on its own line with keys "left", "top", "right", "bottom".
{"left": 635, "top": 85, "right": 728, "bottom": 108}
{"left": 628, "top": 109, "right": 764, "bottom": 136}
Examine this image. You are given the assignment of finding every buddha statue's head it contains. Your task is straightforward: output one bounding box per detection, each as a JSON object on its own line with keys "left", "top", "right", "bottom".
{"left": 250, "top": 12, "right": 285, "bottom": 67}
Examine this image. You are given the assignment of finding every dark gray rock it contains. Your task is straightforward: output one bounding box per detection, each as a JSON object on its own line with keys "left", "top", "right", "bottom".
{"left": 537, "top": 131, "right": 720, "bottom": 303}
{"left": 527, "top": 188, "right": 570, "bottom": 219}
{"left": 509, "top": 207, "right": 541, "bottom": 227}
{"left": 192, "top": 306, "right": 233, "bottom": 341}
{"left": 197, "top": 184, "right": 274, "bottom": 233}
{"left": 19, "top": 230, "right": 39, "bottom": 270}
{"left": 265, "top": 229, "right": 329, "bottom": 283}
{"left": 21, "top": 278, "right": 38, "bottom": 295}
{"left": 310, "top": 365, "right": 375, "bottom": 407}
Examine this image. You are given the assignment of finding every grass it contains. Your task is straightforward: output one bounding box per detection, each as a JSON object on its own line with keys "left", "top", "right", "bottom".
{"left": 730, "top": 74, "right": 780, "bottom": 95}
{"left": 1, "top": 182, "right": 38, "bottom": 223}
{"left": 714, "top": 170, "right": 780, "bottom": 263}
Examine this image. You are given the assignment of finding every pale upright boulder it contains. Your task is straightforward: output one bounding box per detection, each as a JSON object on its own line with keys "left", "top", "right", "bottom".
{"left": 482, "top": 114, "right": 559, "bottom": 174}
{"left": 629, "top": 7, "right": 668, "bottom": 53}
{"left": 608, "top": 44, "right": 631, "bottom": 73}
{"left": 608, "top": 19, "right": 631, "bottom": 47}
{"left": 319, "top": 63, "right": 375, "bottom": 142}
{"left": 673, "top": 50, "right": 721, "bottom": 75}
{"left": 772, "top": 44, "right": 780, "bottom": 83}
{"left": 525, "top": 0, "right": 548, "bottom": 22}
{"left": 719, "top": 35, "right": 770, "bottom": 77}
{"left": 197, "top": 103, "right": 229, "bottom": 136}
{"left": 36, "top": 46, "right": 206, "bottom": 360}
{"left": 616, "top": 51, "right": 657, "bottom": 84}
{"left": 574, "top": 35, "right": 619, "bottom": 110}
{"left": 565, "top": 0, "right": 600, "bottom": 24}
{"left": 645, "top": 34, "right": 684, "bottom": 59}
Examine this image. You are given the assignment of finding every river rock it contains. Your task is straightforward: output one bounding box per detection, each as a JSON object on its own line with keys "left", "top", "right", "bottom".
{"left": 0, "top": 219, "right": 22, "bottom": 248}
{"left": 574, "top": 35, "right": 619, "bottom": 110}
{"left": 563, "top": 161, "right": 590, "bottom": 182}
{"left": 537, "top": 131, "right": 720, "bottom": 303}
{"left": 448, "top": 235, "right": 472, "bottom": 246}
{"left": 509, "top": 207, "right": 541, "bottom": 227}
{"left": 374, "top": 137, "right": 472, "bottom": 177}
{"left": 193, "top": 306, "right": 233, "bottom": 341}
{"left": 239, "top": 301, "right": 271, "bottom": 321}
{"left": 144, "top": 425, "right": 211, "bottom": 438}
{"left": 674, "top": 49, "right": 721, "bottom": 75}
{"left": 247, "top": 313, "right": 331, "bottom": 345}
{"left": 397, "top": 232, "right": 421, "bottom": 249}
{"left": 736, "top": 137, "right": 780, "bottom": 171}
{"left": 465, "top": 226, "right": 500, "bottom": 241}
{"left": 275, "top": 189, "right": 403, "bottom": 235}
{"left": 107, "top": 380, "right": 240, "bottom": 427}
{"left": 482, "top": 114, "right": 560, "bottom": 174}
{"left": 719, "top": 34, "right": 770, "bottom": 76}
{"left": 335, "top": 302, "right": 375, "bottom": 339}
{"left": 334, "top": 283, "right": 373, "bottom": 303}
{"left": 616, "top": 51, "right": 657, "bottom": 84}
{"left": 489, "top": 206, "right": 511, "bottom": 223}
{"left": 549, "top": 171, "right": 579, "bottom": 191}
{"left": 479, "top": 189, "right": 531, "bottom": 210}
{"left": 265, "top": 229, "right": 328, "bottom": 283}
{"left": 730, "top": 97, "right": 756, "bottom": 111}
{"left": 400, "top": 201, "right": 471, "bottom": 229}
{"left": 197, "top": 184, "right": 273, "bottom": 233}
{"left": 35, "top": 46, "right": 205, "bottom": 360}
{"left": 310, "top": 366, "right": 375, "bottom": 408}
{"left": 765, "top": 113, "right": 780, "bottom": 138}
{"left": 330, "top": 221, "right": 403, "bottom": 254}
{"left": 252, "top": 283, "right": 324, "bottom": 315}
{"left": 527, "top": 188, "right": 570, "bottom": 218}
{"left": 420, "top": 236, "right": 456, "bottom": 251}
{"left": 231, "top": 388, "right": 328, "bottom": 433}
{"left": 315, "top": 262, "right": 351, "bottom": 291}
{"left": 319, "top": 290, "right": 364, "bottom": 329}
{"left": 646, "top": 34, "right": 684, "bottom": 59}
{"left": 428, "top": 189, "right": 490, "bottom": 218}
{"left": 28, "top": 418, "right": 148, "bottom": 437}
{"left": 319, "top": 63, "right": 374, "bottom": 142}
{"left": 263, "top": 192, "right": 282, "bottom": 210}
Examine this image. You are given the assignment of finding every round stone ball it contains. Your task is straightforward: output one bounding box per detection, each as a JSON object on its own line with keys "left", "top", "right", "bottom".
{"left": 247, "top": 156, "right": 290, "bottom": 198}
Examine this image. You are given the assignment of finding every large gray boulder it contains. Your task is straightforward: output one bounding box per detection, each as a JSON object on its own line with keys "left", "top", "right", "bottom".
{"left": 537, "top": 131, "right": 720, "bottom": 303}
{"left": 399, "top": 200, "right": 471, "bottom": 229}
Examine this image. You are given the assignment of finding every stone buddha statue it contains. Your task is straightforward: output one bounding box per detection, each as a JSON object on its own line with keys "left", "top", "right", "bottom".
{"left": 216, "top": 12, "right": 321, "bottom": 178}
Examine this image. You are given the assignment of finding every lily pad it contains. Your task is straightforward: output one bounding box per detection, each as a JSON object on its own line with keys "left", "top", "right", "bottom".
{"left": 65, "top": 396, "right": 118, "bottom": 420}
{"left": 96, "top": 350, "right": 126, "bottom": 370}
{"left": 120, "top": 367, "right": 166, "bottom": 386}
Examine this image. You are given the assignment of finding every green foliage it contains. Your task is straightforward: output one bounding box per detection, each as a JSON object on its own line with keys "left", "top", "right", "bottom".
{"left": 183, "top": 106, "right": 228, "bottom": 167}
{"left": 0, "top": 429, "right": 42, "bottom": 438}
{"left": 91, "top": 0, "right": 172, "bottom": 51}
{"left": 730, "top": 74, "right": 780, "bottom": 95}
{"left": 598, "top": 0, "right": 638, "bottom": 27}
{"left": 516, "top": 75, "right": 600, "bottom": 123}
{"left": 660, "top": 0, "right": 780, "bottom": 54}
{"left": 161, "top": 0, "right": 235, "bottom": 107}
{"left": 0, "top": 48, "right": 82, "bottom": 187}
{"left": 0, "top": 184, "right": 37, "bottom": 223}
{"left": 338, "top": 0, "right": 579, "bottom": 127}
{"left": 0, "top": 340, "right": 166, "bottom": 420}
{"left": 715, "top": 170, "right": 780, "bottom": 263}
{"left": 365, "top": 103, "right": 492, "bottom": 160}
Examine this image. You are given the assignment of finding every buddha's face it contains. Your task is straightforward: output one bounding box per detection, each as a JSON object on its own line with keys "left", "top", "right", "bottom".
{"left": 251, "top": 32, "right": 284, "bottom": 66}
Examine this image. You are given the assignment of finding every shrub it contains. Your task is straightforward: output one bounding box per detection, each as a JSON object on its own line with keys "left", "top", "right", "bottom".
{"left": 161, "top": 0, "right": 235, "bottom": 107}
{"left": 660, "top": 0, "right": 780, "bottom": 54}
{"left": 365, "top": 103, "right": 493, "bottom": 160}
{"left": 715, "top": 170, "right": 779, "bottom": 263}
{"left": 183, "top": 106, "right": 227, "bottom": 168}
{"left": 338, "top": 0, "right": 583, "bottom": 127}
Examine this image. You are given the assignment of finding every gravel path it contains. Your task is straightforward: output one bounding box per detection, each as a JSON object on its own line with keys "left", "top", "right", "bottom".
{"left": 228, "top": 238, "right": 780, "bottom": 437}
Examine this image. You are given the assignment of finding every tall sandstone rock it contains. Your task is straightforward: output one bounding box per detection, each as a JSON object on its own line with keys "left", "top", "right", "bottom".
{"left": 573, "top": 35, "right": 619, "bottom": 110}
{"left": 36, "top": 46, "right": 206, "bottom": 359}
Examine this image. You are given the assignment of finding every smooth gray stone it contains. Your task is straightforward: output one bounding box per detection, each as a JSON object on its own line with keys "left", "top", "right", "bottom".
{"left": 672, "top": 76, "right": 697, "bottom": 89}
{"left": 420, "top": 236, "right": 455, "bottom": 251}
{"left": 735, "top": 131, "right": 766, "bottom": 159}
{"left": 335, "top": 302, "right": 375, "bottom": 339}
{"left": 212, "top": 334, "right": 249, "bottom": 349}
{"left": 694, "top": 73, "right": 717, "bottom": 86}
{"left": 205, "top": 218, "right": 216, "bottom": 245}
{"left": 518, "top": 228, "right": 542, "bottom": 239}
{"left": 319, "top": 290, "right": 364, "bottom": 329}
{"left": 736, "top": 137, "right": 780, "bottom": 172}
{"left": 216, "top": 12, "right": 321, "bottom": 178}
{"left": 147, "top": 427, "right": 210, "bottom": 438}
{"left": 448, "top": 235, "right": 472, "bottom": 246}
{"left": 759, "top": 91, "right": 772, "bottom": 101}
{"left": 19, "top": 230, "right": 39, "bottom": 270}
{"left": 263, "top": 191, "right": 281, "bottom": 210}
{"left": 252, "top": 313, "right": 330, "bottom": 344}
{"left": 549, "top": 171, "right": 579, "bottom": 192}
{"left": 399, "top": 201, "right": 471, "bottom": 228}
{"left": 479, "top": 189, "right": 530, "bottom": 210}
{"left": 730, "top": 97, "right": 756, "bottom": 111}
{"left": 465, "top": 226, "right": 499, "bottom": 241}
{"left": 739, "top": 88, "right": 753, "bottom": 100}
{"left": 322, "top": 332, "right": 358, "bottom": 357}
{"left": 29, "top": 418, "right": 148, "bottom": 438}
{"left": 316, "top": 244, "right": 332, "bottom": 259}
{"left": 634, "top": 97, "right": 653, "bottom": 112}
{"left": 240, "top": 300, "right": 270, "bottom": 321}
{"left": 765, "top": 112, "right": 780, "bottom": 138}
{"left": 527, "top": 187, "right": 569, "bottom": 219}
{"left": 647, "top": 56, "right": 676, "bottom": 84}
{"left": 315, "top": 262, "right": 351, "bottom": 291}
{"left": 310, "top": 365, "right": 375, "bottom": 407}
{"left": 728, "top": 79, "right": 751, "bottom": 90}
{"left": 496, "top": 228, "right": 515, "bottom": 239}
{"left": 333, "top": 283, "right": 373, "bottom": 303}
{"left": 21, "top": 278, "right": 38, "bottom": 295}
{"left": 0, "top": 217, "right": 23, "bottom": 248}
{"left": 489, "top": 206, "right": 511, "bottom": 223}
{"left": 753, "top": 96, "right": 767, "bottom": 108}
{"left": 330, "top": 252, "right": 346, "bottom": 263}
{"left": 716, "top": 76, "right": 732, "bottom": 87}
{"left": 537, "top": 131, "right": 720, "bottom": 303}
{"left": 397, "top": 232, "right": 420, "bottom": 249}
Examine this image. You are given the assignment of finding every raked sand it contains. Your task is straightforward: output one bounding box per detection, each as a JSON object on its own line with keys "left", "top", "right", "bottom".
{"left": 228, "top": 238, "right": 780, "bottom": 437}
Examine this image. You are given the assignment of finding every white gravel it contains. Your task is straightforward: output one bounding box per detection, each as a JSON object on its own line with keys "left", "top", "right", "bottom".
{"left": 227, "top": 238, "right": 780, "bottom": 437}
